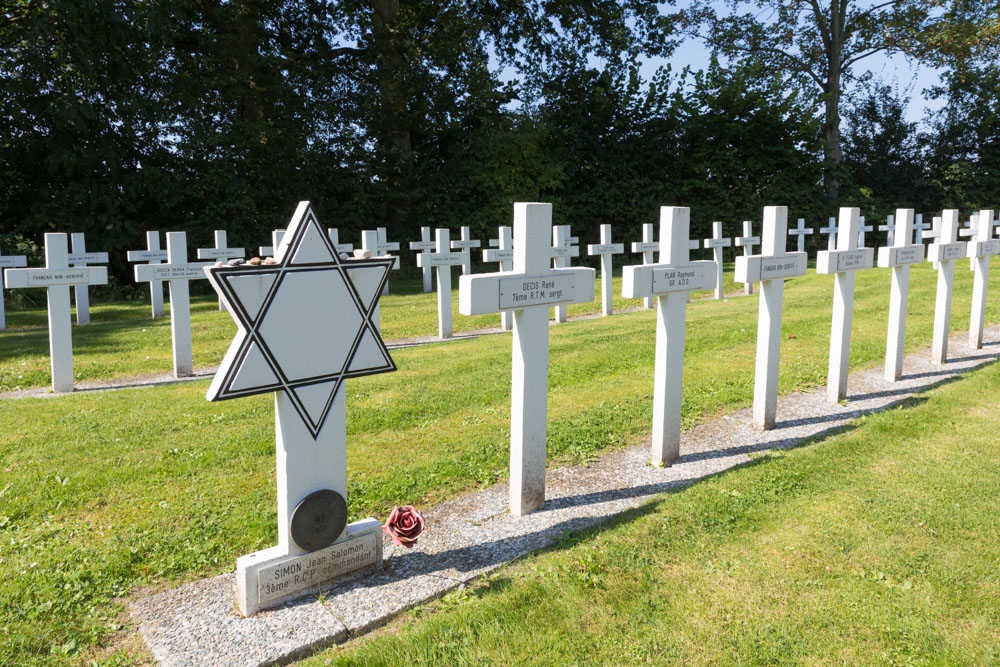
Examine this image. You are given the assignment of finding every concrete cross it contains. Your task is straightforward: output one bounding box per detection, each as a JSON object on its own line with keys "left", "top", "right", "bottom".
{"left": 450, "top": 226, "right": 481, "bottom": 276}
{"left": 788, "top": 218, "right": 814, "bottom": 253}
{"left": 259, "top": 229, "right": 286, "bottom": 257}
{"left": 587, "top": 224, "right": 624, "bottom": 316}
{"left": 857, "top": 216, "right": 874, "bottom": 248}
{"left": 967, "top": 209, "right": 999, "bottom": 349}
{"left": 459, "top": 203, "right": 595, "bottom": 516}
{"left": 817, "top": 207, "right": 875, "bottom": 403}
{"left": 622, "top": 207, "right": 716, "bottom": 465}
{"left": 876, "top": 209, "right": 925, "bottom": 382}
{"left": 550, "top": 225, "right": 579, "bottom": 322}
{"left": 417, "top": 229, "right": 466, "bottom": 339}
{"left": 483, "top": 225, "right": 514, "bottom": 331}
{"left": 820, "top": 217, "right": 838, "bottom": 251}
{"left": 134, "top": 232, "right": 212, "bottom": 377}
{"left": 197, "top": 230, "right": 246, "bottom": 312}
{"left": 927, "top": 210, "right": 967, "bottom": 364}
{"left": 409, "top": 226, "right": 437, "bottom": 293}
{"left": 703, "top": 221, "right": 732, "bottom": 300}
{"left": 734, "top": 206, "right": 808, "bottom": 429}
{"left": 204, "top": 201, "right": 395, "bottom": 616}
{"left": 631, "top": 223, "right": 658, "bottom": 309}
{"left": 362, "top": 228, "right": 400, "bottom": 295}
{"left": 68, "top": 233, "right": 109, "bottom": 325}
{"left": 735, "top": 220, "right": 760, "bottom": 296}
{"left": 0, "top": 240, "right": 28, "bottom": 330}
{"left": 914, "top": 214, "right": 932, "bottom": 244}
{"left": 127, "top": 231, "right": 168, "bottom": 318}
{"left": 4, "top": 234, "right": 108, "bottom": 392}
{"left": 326, "top": 228, "right": 354, "bottom": 255}
{"left": 879, "top": 215, "right": 896, "bottom": 246}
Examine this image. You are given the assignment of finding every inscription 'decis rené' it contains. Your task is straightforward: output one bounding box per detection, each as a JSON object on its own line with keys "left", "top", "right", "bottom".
{"left": 499, "top": 274, "right": 574, "bottom": 309}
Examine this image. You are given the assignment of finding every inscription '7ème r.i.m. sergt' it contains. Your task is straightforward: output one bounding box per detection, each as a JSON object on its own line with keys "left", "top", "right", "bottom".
{"left": 499, "top": 274, "right": 574, "bottom": 308}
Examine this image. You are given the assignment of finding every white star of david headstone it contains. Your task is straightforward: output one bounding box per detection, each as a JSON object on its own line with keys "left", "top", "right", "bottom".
{"left": 204, "top": 202, "right": 396, "bottom": 438}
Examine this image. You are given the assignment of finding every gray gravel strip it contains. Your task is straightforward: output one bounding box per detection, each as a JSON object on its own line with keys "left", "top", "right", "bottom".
{"left": 130, "top": 324, "right": 1000, "bottom": 666}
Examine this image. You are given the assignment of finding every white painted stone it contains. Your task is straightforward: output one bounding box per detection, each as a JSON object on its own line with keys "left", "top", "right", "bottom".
{"left": 459, "top": 203, "right": 595, "bottom": 516}
{"left": 409, "top": 227, "right": 436, "bottom": 293}
{"left": 69, "top": 233, "right": 109, "bottom": 325}
{"left": 788, "top": 218, "right": 813, "bottom": 253}
{"left": 735, "top": 221, "right": 759, "bottom": 296}
{"left": 877, "top": 209, "right": 924, "bottom": 382}
{"left": 622, "top": 207, "right": 716, "bottom": 465}
{"left": 587, "top": 224, "right": 624, "bottom": 316}
{"left": 483, "top": 226, "right": 514, "bottom": 330}
{"left": 204, "top": 202, "right": 396, "bottom": 616}
{"left": 734, "top": 206, "right": 807, "bottom": 429}
{"left": 820, "top": 218, "right": 838, "bottom": 251}
{"left": 127, "top": 231, "right": 167, "bottom": 318}
{"left": 0, "top": 240, "right": 27, "bottom": 330}
{"left": 197, "top": 230, "right": 245, "bottom": 312}
{"left": 631, "top": 223, "right": 658, "bottom": 309}
{"left": 135, "top": 232, "right": 211, "bottom": 377}
{"left": 259, "top": 229, "right": 286, "bottom": 257}
{"left": 450, "top": 226, "right": 481, "bottom": 276}
{"left": 928, "top": 210, "right": 966, "bottom": 364}
{"left": 417, "top": 229, "right": 466, "bottom": 339}
{"left": 967, "top": 209, "right": 997, "bottom": 349}
{"left": 551, "top": 225, "right": 577, "bottom": 322}
{"left": 4, "top": 234, "right": 108, "bottom": 392}
{"left": 326, "top": 228, "right": 355, "bottom": 255}
{"left": 702, "top": 221, "right": 732, "bottom": 300}
{"left": 817, "top": 208, "right": 875, "bottom": 402}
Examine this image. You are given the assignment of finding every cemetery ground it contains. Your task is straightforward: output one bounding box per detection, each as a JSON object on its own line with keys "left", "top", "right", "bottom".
{"left": 1, "top": 260, "right": 999, "bottom": 663}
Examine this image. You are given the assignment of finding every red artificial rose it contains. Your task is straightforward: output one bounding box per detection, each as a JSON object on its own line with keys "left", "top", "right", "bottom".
{"left": 383, "top": 505, "right": 425, "bottom": 548}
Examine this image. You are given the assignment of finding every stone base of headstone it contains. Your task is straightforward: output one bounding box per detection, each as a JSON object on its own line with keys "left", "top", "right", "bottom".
{"left": 236, "top": 517, "right": 382, "bottom": 617}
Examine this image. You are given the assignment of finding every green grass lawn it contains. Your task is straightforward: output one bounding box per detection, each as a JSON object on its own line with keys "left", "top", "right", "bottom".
{"left": 313, "top": 356, "right": 1000, "bottom": 666}
{"left": 1, "top": 259, "right": 999, "bottom": 664}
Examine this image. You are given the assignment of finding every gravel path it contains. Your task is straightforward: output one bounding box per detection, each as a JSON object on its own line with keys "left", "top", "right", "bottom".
{"left": 130, "top": 324, "right": 1000, "bottom": 666}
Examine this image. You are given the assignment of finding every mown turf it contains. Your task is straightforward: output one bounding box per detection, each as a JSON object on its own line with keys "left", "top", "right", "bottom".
{"left": 1, "top": 259, "right": 998, "bottom": 664}
{"left": 310, "top": 358, "right": 1000, "bottom": 666}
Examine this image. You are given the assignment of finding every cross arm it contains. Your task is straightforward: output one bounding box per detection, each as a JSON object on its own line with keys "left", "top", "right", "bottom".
{"left": 587, "top": 243, "right": 624, "bottom": 255}
{"left": 622, "top": 261, "right": 716, "bottom": 299}
{"left": 816, "top": 248, "right": 875, "bottom": 274}
{"left": 5, "top": 266, "right": 108, "bottom": 288}
{"left": 459, "top": 267, "right": 595, "bottom": 316}
{"left": 136, "top": 263, "right": 214, "bottom": 283}
{"left": 734, "top": 252, "right": 807, "bottom": 284}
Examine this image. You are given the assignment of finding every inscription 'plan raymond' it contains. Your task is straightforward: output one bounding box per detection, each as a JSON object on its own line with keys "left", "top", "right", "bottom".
{"left": 257, "top": 527, "right": 378, "bottom": 605}
{"left": 499, "top": 274, "right": 574, "bottom": 309}
{"left": 651, "top": 265, "right": 709, "bottom": 293}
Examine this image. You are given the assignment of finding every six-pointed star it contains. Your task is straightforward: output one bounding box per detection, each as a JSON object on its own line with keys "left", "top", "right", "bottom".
{"left": 204, "top": 202, "right": 396, "bottom": 438}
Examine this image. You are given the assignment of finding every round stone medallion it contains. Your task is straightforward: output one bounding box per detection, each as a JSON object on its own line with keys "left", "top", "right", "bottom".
{"left": 290, "top": 489, "right": 347, "bottom": 552}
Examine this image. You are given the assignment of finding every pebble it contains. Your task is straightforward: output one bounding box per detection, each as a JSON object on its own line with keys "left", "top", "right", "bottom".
{"left": 264, "top": 257, "right": 276, "bottom": 265}
{"left": 353, "top": 249, "right": 373, "bottom": 259}
{"left": 248, "top": 257, "right": 262, "bottom": 266}
{"left": 228, "top": 258, "right": 244, "bottom": 266}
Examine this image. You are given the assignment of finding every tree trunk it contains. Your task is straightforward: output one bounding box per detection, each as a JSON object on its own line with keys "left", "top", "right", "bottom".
{"left": 823, "top": 82, "right": 842, "bottom": 201}
{"left": 372, "top": 0, "right": 411, "bottom": 229}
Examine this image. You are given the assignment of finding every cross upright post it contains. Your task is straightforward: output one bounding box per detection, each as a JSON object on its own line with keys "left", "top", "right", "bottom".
{"left": 459, "top": 203, "right": 595, "bottom": 516}
{"left": 587, "top": 224, "right": 624, "bottom": 316}
{"left": 450, "top": 226, "right": 481, "bottom": 276}
{"left": 416, "top": 229, "right": 466, "bottom": 339}
{"left": 483, "top": 226, "right": 514, "bottom": 331}
{"left": 928, "top": 210, "right": 967, "bottom": 364}
{"left": 197, "top": 230, "right": 245, "bottom": 311}
{"left": 69, "top": 233, "right": 108, "bottom": 325}
{"left": 967, "top": 209, "right": 998, "bottom": 349}
{"left": 409, "top": 226, "right": 437, "bottom": 292}
{"left": 326, "top": 228, "right": 354, "bottom": 255}
{"left": 735, "top": 221, "right": 760, "bottom": 296}
{"left": 879, "top": 215, "right": 896, "bottom": 246}
{"left": 127, "top": 231, "right": 168, "bottom": 318}
{"left": 735, "top": 206, "right": 808, "bottom": 429}
{"left": 4, "top": 234, "right": 108, "bottom": 392}
{"left": 788, "top": 218, "right": 814, "bottom": 254}
{"left": 820, "top": 217, "right": 838, "bottom": 251}
{"left": 631, "top": 223, "right": 658, "bottom": 309}
{"left": 623, "top": 207, "right": 716, "bottom": 465}
{"left": 877, "top": 209, "right": 924, "bottom": 382}
{"left": 817, "top": 207, "right": 875, "bottom": 402}
{"left": 0, "top": 240, "right": 28, "bottom": 330}
{"left": 703, "top": 221, "right": 732, "bottom": 300}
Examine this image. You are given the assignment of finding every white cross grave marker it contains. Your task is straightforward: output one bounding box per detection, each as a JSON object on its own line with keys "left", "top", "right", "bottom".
{"left": 914, "top": 214, "right": 931, "bottom": 244}
{"left": 197, "top": 230, "right": 245, "bottom": 312}
{"left": 587, "top": 224, "right": 624, "bottom": 316}
{"left": 362, "top": 228, "right": 400, "bottom": 295}
{"left": 789, "top": 218, "right": 814, "bottom": 253}
{"left": 259, "top": 229, "right": 285, "bottom": 257}
{"left": 417, "top": 229, "right": 466, "bottom": 339}
{"left": 68, "top": 233, "right": 109, "bottom": 325}
{"left": 4, "top": 234, "right": 108, "bottom": 392}
{"left": 203, "top": 201, "right": 395, "bottom": 616}
{"left": 876, "top": 209, "right": 925, "bottom": 382}
{"left": 879, "top": 215, "right": 896, "bottom": 246}
{"left": 735, "top": 206, "right": 808, "bottom": 429}
{"left": 703, "top": 221, "right": 732, "bottom": 300}
{"left": 409, "top": 226, "right": 437, "bottom": 293}
{"left": 735, "top": 221, "right": 760, "bottom": 296}
{"left": 450, "top": 226, "right": 481, "bottom": 276}
{"left": 857, "top": 216, "right": 874, "bottom": 248}
{"left": 967, "top": 209, "right": 998, "bottom": 350}
{"left": 622, "top": 207, "right": 716, "bottom": 465}
{"left": 550, "top": 224, "right": 579, "bottom": 323}
{"left": 817, "top": 207, "right": 875, "bottom": 402}
{"left": 927, "top": 210, "right": 967, "bottom": 364}
{"left": 0, "top": 240, "right": 28, "bottom": 330}
{"left": 459, "top": 203, "right": 595, "bottom": 516}
{"left": 127, "top": 232, "right": 168, "bottom": 318}
{"left": 631, "top": 223, "right": 658, "bottom": 309}
{"left": 326, "top": 228, "right": 354, "bottom": 255}
{"left": 134, "top": 232, "right": 211, "bottom": 377}
{"left": 483, "top": 225, "right": 514, "bottom": 331}
{"left": 820, "top": 217, "right": 838, "bottom": 251}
